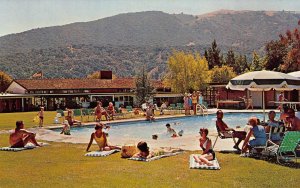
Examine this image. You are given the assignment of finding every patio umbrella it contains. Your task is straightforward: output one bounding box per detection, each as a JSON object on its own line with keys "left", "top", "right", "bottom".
{"left": 288, "top": 71, "right": 300, "bottom": 79}
{"left": 226, "top": 70, "right": 300, "bottom": 121}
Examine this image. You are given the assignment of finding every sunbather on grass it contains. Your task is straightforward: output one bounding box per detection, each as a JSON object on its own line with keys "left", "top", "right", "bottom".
{"left": 133, "top": 141, "right": 154, "bottom": 159}
{"left": 86, "top": 123, "right": 120, "bottom": 152}
{"left": 193, "top": 128, "right": 215, "bottom": 166}
{"left": 10, "top": 121, "right": 40, "bottom": 148}
{"left": 133, "top": 141, "right": 182, "bottom": 159}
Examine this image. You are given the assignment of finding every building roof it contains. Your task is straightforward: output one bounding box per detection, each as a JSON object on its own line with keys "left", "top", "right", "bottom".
{"left": 13, "top": 78, "right": 164, "bottom": 90}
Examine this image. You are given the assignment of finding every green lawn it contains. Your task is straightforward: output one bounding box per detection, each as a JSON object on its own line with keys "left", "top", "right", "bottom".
{"left": 0, "top": 134, "right": 299, "bottom": 188}
{"left": 0, "top": 112, "right": 299, "bottom": 187}
{"left": 0, "top": 111, "right": 58, "bottom": 130}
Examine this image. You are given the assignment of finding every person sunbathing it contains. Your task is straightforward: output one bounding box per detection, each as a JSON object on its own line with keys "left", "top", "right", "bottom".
{"left": 86, "top": 123, "right": 120, "bottom": 152}
{"left": 133, "top": 141, "right": 183, "bottom": 159}
{"left": 193, "top": 128, "right": 215, "bottom": 166}
{"left": 133, "top": 141, "right": 153, "bottom": 159}
{"left": 9, "top": 121, "right": 40, "bottom": 148}
{"left": 60, "top": 120, "right": 71, "bottom": 135}
{"left": 241, "top": 117, "right": 267, "bottom": 155}
{"left": 216, "top": 110, "right": 246, "bottom": 151}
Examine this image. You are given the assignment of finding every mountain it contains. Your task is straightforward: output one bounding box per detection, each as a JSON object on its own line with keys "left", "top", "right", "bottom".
{"left": 0, "top": 10, "right": 299, "bottom": 78}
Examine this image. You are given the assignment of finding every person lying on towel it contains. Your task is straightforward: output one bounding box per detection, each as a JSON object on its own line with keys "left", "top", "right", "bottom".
{"left": 86, "top": 123, "right": 120, "bottom": 152}
{"left": 10, "top": 121, "right": 41, "bottom": 148}
{"left": 193, "top": 128, "right": 215, "bottom": 166}
{"left": 133, "top": 141, "right": 182, "bottom": 159}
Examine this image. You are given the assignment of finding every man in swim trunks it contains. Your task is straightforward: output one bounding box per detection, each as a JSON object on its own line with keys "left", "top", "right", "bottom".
{"left": 9, "top": 121, "right": 40, "bottom": 148}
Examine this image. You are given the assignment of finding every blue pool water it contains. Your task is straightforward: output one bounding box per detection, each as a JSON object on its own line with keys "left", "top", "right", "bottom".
{"left": 52, "top": 113, "right": 265, "bottom": 140}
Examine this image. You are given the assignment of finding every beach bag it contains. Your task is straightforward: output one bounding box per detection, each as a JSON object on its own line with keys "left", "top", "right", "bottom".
{"left": 121, "top": 142, "right": 137, "bottom": 158}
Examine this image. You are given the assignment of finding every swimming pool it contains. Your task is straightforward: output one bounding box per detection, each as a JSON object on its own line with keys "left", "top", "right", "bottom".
{"left": 52, "top": 113, "right": 265, "bottom": 141}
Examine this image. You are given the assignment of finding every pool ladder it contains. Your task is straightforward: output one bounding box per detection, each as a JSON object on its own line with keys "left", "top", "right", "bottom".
{"left": 196, "top": 104, "right": 208, "bottom": 116}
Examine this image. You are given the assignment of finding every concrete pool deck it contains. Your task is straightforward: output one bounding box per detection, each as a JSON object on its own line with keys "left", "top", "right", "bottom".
{"left": 30, "top": 108, "right": 280, "bottom": 151}
{"left": 2, "top": 108, "right": 280, "bottom": 151}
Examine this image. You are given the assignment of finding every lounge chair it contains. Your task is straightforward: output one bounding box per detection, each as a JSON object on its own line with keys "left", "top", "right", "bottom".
{"left": 250, "top": 126, "right": 286, "bottom": 158}
{"left": 114, "top": 107, "right": 124, "bottom": 119}
{"left": 73, "top": 109, "right": 83, "bottom": 122}
{"left": 212, "top": 122, "right": 237, "bottom": 149}
{"left": 264, "top": 131, "right": 300, "bottom": 163}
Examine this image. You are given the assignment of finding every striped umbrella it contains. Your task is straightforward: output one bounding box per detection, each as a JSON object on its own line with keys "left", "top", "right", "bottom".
{"left": 226, "top": 70, "right": 300, "bottom": 121}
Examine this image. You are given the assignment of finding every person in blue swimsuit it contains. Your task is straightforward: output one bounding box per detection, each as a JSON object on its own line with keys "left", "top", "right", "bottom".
{"left": 241, "top": 117, "right": 266, "bottom": 154}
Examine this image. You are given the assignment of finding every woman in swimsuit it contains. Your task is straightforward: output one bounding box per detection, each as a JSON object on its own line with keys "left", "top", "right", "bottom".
{"left": 86, "top": 123, "right": 120, "bottom": 152}
{"left": 193, "top": 128, "right": 215, "bottom": 166}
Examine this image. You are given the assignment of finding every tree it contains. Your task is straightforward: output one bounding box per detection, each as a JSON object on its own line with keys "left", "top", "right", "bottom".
{"left": 0, "top": 71, "right": 13, "bottom": 92}
{"left": 265, "top": 40, "right": 287, "bottom": 71}
{"left": 278, "top": 21, "right": 300, "bottom": 72}
{"left": 206, "top": 40, "right": 221, "bottom": 69}
{"left": 249, "top": 51, "right": 266, "bottom": 71}
{"left": 235, "top": 54, "right": 249, "bottom": 74}
{"left": 135, "top": 66, "right": 154, "bottom": 106}
{"left": 164, "top": 50, "right": 209, "bottom": 93}
{"left": 225, "top": 49, "right": 235, "bottom": 67}
{"left": 209, "top": 66, "right": 236, "bottom": 83}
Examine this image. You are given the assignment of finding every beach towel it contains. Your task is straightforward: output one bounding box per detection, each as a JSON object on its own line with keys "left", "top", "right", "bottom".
{"left": 189, "top": 154, "right": 221, "bottom": 170}
{"left": 0, "top": 142, "right": 49, "bottom": 152}
{"left": 128, "top": 151, "right": 183, "bottom": 162}
{"left": 85, "top": 149, "right": 120, "bottom": 157}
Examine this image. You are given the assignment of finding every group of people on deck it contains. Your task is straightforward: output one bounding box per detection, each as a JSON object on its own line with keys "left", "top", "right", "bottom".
{"left": 8, "top": 100, "right": 300, "bottom": 167}
{"left": 183, "top": 91, "right": 204, "bottom": 116}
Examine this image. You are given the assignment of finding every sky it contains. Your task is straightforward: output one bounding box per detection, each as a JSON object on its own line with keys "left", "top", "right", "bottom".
{"left": 0, "top": 0, "right": 299, "bottom": 36}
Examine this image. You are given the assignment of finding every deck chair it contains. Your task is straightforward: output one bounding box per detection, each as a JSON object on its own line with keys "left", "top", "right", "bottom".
{"left": 265, "top": 131, "right": 300, "bottom": 163}
{"left": 251, "top": 126, "right": 286, "bottom": 158}
{"left": 82, "top": 108, "right": 93, "bottom": 122}
{"left": 126, "top": 106, "right": 133, "bottom": 112}
{"left": 73, "top": 109, "right": 83, "bottom": 122}
{"left": 176, "top": 103, "right": 184, "bottom": 113}
{"left": 212, "top": 122, "right": 237, "bottom": 149}
{"left": 114, "top": 107, "right": 124, "bottom": 119}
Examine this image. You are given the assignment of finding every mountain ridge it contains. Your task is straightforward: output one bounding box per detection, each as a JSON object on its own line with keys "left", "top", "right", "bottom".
{"left": 0, "top": 10, "right": 299, "bottom": 78}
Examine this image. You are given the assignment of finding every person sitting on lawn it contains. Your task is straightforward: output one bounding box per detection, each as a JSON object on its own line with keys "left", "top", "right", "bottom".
{"left": 9, "top": 121, "right": 41, "bottom": 148}
{"left": 107, "top": 102, "right": 115, "bottom": 120}
{"left": 86, "top": 123, "right": 120, "bottom": 152}
{"left": 60, "top": 120, "right": 71, "bottom": 135}
{"left": 166, "top": 123, "right": 178, "bottom": 137}
{"left": 193, "top": 128, "right": 215, "bottom": 166}
{"left": 216, "top": 110, "right": 246, "bottom": 151}
{"left": 241, "top": 117, "right": 267, "bottom": 155}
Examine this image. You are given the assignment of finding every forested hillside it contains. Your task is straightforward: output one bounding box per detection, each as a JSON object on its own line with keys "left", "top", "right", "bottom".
{"left": 0, "top": 10, "right": 299, "bottom": 78}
